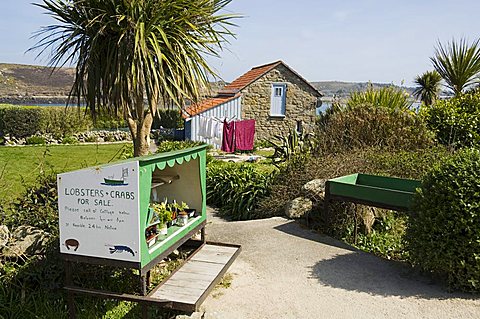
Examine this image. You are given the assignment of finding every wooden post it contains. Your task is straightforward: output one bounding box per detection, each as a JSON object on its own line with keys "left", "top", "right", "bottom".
{"left": 324, "top": 181, "right": 331, "bottom": 230}
{"left": 353, "top": 204, "right": 358, "bottom": 245}
{"left": 65, "top": 260, "right": 76, "bottom": 319}
{"left": 201, "top": 226, "right": 206, "bottom": 244}
{"left": 140, "top": 273, "right": 149, "bottom": 319}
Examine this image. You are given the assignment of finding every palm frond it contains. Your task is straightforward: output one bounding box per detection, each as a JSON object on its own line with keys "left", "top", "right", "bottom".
{"left": 430, "top": 38, "right": 480, "bottom": 95}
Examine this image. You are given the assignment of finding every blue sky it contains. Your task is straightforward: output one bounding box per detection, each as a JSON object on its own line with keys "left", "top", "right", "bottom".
{"left": 1, "top": 0, "right": 480, "bottom": 86}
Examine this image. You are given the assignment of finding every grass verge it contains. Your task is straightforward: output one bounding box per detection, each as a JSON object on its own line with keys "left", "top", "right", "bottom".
{"left": 0, "top": 143, "right": 129, "bottom": 201}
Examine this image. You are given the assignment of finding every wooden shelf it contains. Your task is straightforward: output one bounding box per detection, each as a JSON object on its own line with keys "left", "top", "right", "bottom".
{"left": 151, "top": 175, "right": 180, "bottom": 189}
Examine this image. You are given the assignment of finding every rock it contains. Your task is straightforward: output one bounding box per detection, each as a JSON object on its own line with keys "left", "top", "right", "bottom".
{"left": 0, "top": 225, "right": 9, "bottom": 249}
{"left": 3, "top": 226, "right": 50, "bottom": 257}
{"left": 302, "top": 179, "right": 326, "bottom": 201}
{"left": 285, "top": 197, "right": 313, "bottom": 219}
{"left": 168, "top": 249, "right": 180, "bottom": 259}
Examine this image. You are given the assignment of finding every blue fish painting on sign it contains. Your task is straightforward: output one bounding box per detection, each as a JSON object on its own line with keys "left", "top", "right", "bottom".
{"left": 108, "top": 245, "right": 135, "bottom": 256}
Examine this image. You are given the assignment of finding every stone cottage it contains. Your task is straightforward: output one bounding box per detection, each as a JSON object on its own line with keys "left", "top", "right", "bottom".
{"left": 184, "top": 60, "right": 323, "bottom": 146}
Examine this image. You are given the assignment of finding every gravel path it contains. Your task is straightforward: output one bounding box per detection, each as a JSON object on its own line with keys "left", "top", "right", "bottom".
{"left": 197, "top": 209, "right": 480, "bottom": 319}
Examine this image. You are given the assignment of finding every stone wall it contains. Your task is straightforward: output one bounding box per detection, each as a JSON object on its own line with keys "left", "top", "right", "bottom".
{"left": 241, "top": 64, "right": 319, "bottom": 141}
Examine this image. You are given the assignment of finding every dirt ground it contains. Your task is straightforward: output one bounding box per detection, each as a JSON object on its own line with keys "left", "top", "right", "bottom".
{"left": 195, "top": 209, "right": 480, "bottom": 319}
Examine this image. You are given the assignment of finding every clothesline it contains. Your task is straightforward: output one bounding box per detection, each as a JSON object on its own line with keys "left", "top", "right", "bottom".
{"left": 197, "top": 113, "right": 237, "bottom": 123}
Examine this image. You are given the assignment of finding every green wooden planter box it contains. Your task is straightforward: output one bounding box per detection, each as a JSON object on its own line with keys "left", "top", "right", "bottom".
{"left": 326, "top": 173, "right": 421, "bottom": 210}
{"left": 58, "top": 145, "right": 208, "bottom": 272}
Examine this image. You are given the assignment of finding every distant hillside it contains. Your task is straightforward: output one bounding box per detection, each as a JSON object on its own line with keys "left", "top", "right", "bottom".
{"left": 0, "top": 63, "right": 423, "bottom": 103}
{"left": 311, "top": 81, "right": 415, "bottom": 98}
{"left": 0, "top": 63, "right": 74, "bottom": 103}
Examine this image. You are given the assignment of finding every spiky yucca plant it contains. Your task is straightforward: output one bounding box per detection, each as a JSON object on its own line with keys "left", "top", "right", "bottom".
{"left": 346, "top": 85, "right": 412, "bottom": 111}
{"left": 31, "top": 0, "right": 238, "bottom": 156}
{"left": 431, "top": 38, "right": 480, "bottom": 96}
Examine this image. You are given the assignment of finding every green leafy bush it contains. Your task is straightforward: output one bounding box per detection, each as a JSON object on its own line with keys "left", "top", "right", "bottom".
{"left": 156, "top": 140, "right": 206, "bottom": 153}
{"left": 352, "top": 211, "right": 408, "bottom": 260}
{"left": 152, "top": 109, "right": 184, "bottom": 129}
{"left": 41, "top": 106, "right": 92, "bottom": 136}
{"left": 0, "top": 105, "right": 93, "bottom": 138}
{"left": 0, "top": 106, "right": 44, "bottom": 137}
{"left": 61, "top": 135, "right": 78, "bottom": 144}
{"left": 1, "top": 174, "right": 59, "bottom": 236}
{"left": 406, "top": 148, "right": 480, "bottom": 292}
{"left": 316, "top": 104, "right": 434, "bottom": 153}
{"left": 207, "top": 162, "right": 273, "bottom": 220}
{"left": 419, "top": 90, "right": 480, "bottom": 148}
{"left": 26, "top": 135, "right": 47, "bottom": 145}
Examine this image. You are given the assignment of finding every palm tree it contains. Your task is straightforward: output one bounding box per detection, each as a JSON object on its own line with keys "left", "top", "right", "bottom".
{"left": 430, "top": 38, "right": 480, "bottom": 96}
{"left": 413, "top": 70, "right": 442, "bottom": 106}
{"left": 31, "top": 0, "right": 238, "bottom": 156}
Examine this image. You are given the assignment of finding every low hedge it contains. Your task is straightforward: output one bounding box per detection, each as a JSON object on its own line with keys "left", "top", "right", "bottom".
{"left": 0, "top": 105, "right": 92, "bottom": 137}
{"left": 0, "top": 105, "right": 130, "bottom": 138}
{"left": 406, "top": 148, "right": 480, "bottom": 292}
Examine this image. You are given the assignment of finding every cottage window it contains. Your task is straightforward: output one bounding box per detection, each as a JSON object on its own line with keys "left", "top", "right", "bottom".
{"left": 296, "top": 120, "right": 303, "bottom": 135}
{"left": 270, "top": 83, "right": 286, "bottom": 117}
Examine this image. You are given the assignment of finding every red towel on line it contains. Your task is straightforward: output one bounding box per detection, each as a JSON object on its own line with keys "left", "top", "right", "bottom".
{"left": 234, "top": 119, "right": 255, "bottom": 151}
{"left": 221, "top": 120, "right": 235, "bottom": 153}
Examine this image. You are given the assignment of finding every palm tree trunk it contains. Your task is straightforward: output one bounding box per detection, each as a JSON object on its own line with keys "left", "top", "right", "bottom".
{"left": 127, "top": 91, "right": 155, "bottom": 157}
{"left": 133, "top": 112, "right": 153, "bottom": 157}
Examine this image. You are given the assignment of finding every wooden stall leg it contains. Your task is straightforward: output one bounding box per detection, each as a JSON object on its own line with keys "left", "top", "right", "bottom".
{"left": 140, "top": 274, "right": 147, "bottom": 296}
{"left": 146, "top": 271, "right": 151, "bottom": 288}
{"left": 64, "top": 260, "right": 76, "bottom": 319}
{"left": 140, "top": 273, "right": 149, "bottom": 319}
{"left": 201, "top": 226, "right": 206, "bottom": 244}
{"left": 141, "top": 303, "right": 149, "bottom": 319}
{"left": 324, "top": 182, "right": 331, "bottom": 230}
{"left": 353, "top": 204, "right": 358, "bottom": 245}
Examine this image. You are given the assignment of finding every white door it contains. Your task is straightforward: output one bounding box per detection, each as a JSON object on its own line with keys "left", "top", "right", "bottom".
{"left": 270, "top": 84, "right": 286, "bottom": 116}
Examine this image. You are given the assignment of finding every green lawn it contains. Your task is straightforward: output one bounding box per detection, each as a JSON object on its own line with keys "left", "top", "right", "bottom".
{"left": 0, "top": 143, "right": 130, "bottom": 202}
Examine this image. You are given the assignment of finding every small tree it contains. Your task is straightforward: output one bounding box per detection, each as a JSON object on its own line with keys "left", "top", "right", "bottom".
{"left": 31, "top": 0, "right": 238, "bottom": 156}
{"left": 413, "top": 70, "right": 442, "bottom": 106}
{"left": 431, "top": 38, "right": 480, "bottom": 96}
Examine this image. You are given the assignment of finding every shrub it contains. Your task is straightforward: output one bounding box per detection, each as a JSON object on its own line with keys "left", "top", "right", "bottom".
{"left": 419, "top": 90, "right": 480, "bottom": 148}
{"left": 1, "top": 174, "right": 59, "bottom": 236}
{"left": 268, "top": 129, "right": 316, "bottom": 166}
{"left": 346, "top": 85, "right": 412, "bottom": 111}
{"left": 207, "top": 162, "right": 273, "bottom": 220}
{"left": 0, "top": 105, "right": 93, "bottom": 138}
{"left": 352, "top": 211, "right": 408, "bottom": 260}
{"left": 61, "top": 135, "right": 78, "bottom": 144}
{"left": 156, "top": 140, "right": 207, "bottom": 153}
{"left": 316, "top": 104, "right": 434, "bottom": 153}
{"left": 40, "top": 106, "right": 92, "bottom": 136}
{"left": 257, "top": 146, "right": 453, "bottom": 234}
{"left": 0, "top": 107, "right": 43, "bottom": 137}
{"left": 26, "top": 135, "right": 46, "bottom": 145}
{"left": 152, "top": 109, "right": 184, "bottom": 129}
{"left": 406, "top": 148, "right": 480, "bottom": 292}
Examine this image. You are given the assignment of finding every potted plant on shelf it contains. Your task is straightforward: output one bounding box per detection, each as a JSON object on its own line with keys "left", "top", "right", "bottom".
{"left": 170, "top": 200, "right": 190, "bottom": 226}
{"left": 151, "top": 201, "right": 172, "bottom": 235}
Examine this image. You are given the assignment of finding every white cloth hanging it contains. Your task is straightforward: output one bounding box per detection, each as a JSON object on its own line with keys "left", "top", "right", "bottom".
{"left": 198, "top": 117, "right": 207, "bottom": 137}
{"left": 205, "top": 117, "right": 214, "bottom": 139}
{"left": 212, "top": 121, "right": 223, "bottom": 145}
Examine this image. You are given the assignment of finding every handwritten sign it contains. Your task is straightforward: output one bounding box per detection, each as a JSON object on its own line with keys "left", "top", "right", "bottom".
{"left": 58, "top": 162, "right": 140, "bottom": 262}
